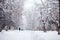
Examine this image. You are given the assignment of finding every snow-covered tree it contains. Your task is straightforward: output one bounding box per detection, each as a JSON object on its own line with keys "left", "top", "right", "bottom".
{"left": 0, "top": 0, "right": 59, "bottom": 31}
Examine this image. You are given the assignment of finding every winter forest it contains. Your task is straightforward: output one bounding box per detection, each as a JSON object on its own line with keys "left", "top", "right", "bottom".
{"left": 0, "top": 0, "right": 59, "bottom": 31}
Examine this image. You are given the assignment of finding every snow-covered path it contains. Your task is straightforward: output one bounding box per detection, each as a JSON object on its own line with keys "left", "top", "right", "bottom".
{"left": 0, "top": 30, "right": 60, "bottom": 40}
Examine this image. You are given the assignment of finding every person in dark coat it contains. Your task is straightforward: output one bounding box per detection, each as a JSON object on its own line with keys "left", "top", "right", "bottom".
{"left": 19, "top": 28, "right": 20, "bottom": 31}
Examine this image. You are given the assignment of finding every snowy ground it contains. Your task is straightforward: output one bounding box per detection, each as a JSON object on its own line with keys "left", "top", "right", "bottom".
{"left": 0, "top": 30, "right": 60, "bottom": 40}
